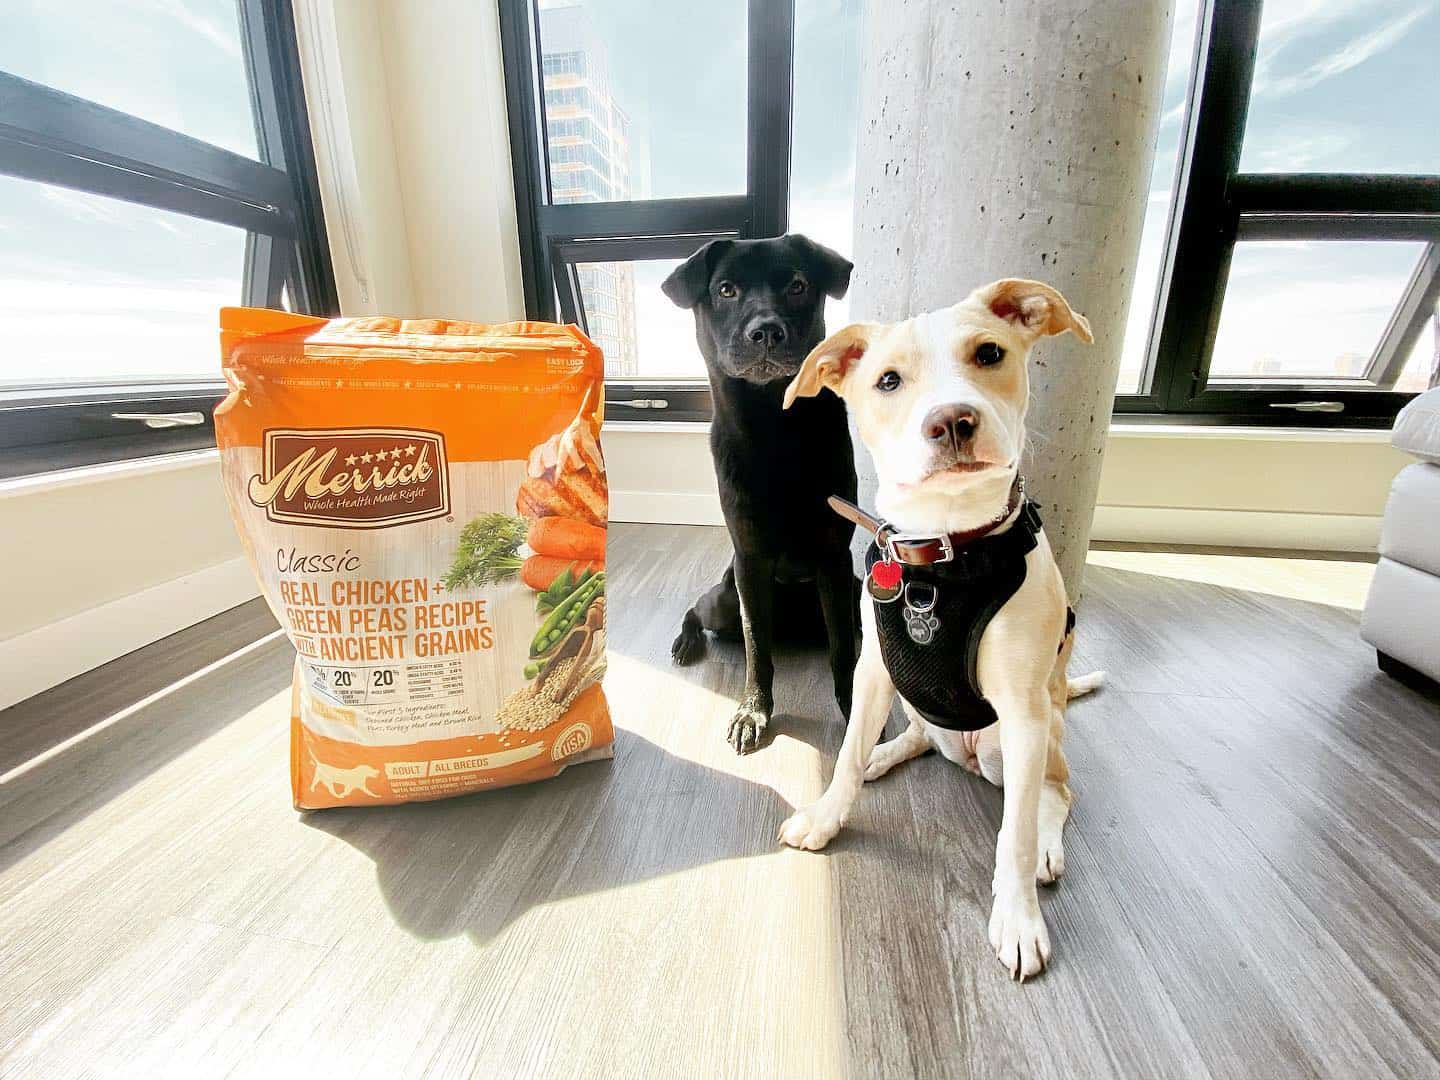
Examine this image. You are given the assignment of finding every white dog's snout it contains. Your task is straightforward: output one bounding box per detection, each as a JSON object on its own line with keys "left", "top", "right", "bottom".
{"left": 920, "top": 402, "right": 981, "bottom": 446}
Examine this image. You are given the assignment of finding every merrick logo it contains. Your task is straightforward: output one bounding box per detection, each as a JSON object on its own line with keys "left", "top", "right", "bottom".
{"left": 249, "top": 428, "right": 450, "bottom": 528}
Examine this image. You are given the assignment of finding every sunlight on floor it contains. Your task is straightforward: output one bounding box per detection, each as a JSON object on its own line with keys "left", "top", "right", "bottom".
{"left": 603, "top": 650, "right": 829, "bottom": 812}
{"left": 1086, "top": 548, "right": 1376, "bottom": 611}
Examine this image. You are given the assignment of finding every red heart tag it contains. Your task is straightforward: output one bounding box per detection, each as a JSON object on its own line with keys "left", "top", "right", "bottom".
{"left": 871, "top": 560, "right": 902, "bottom": 590}
{"left": 868, "top": 558, "right": 903, "bottom": 603}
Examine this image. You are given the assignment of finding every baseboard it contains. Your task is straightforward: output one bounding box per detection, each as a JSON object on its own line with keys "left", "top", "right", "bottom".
{"left": 1090, "top": 505, "right": 1381, "bottom": 553}
{"left": 0, "top": 495, "right": 1376, "bottom": 712}
{"left": 0, "top": 557, "right": 262, "bottom": 712}
{"left": 610, "top": 489, "right": 726, "bottom": 527}
{"left": 609, "top": 490, "right": 1381, "bottom": 553}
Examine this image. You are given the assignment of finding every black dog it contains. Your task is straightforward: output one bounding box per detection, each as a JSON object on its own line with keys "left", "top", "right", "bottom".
{"left": 662, "top": 234, "right": 859, "bottom": 754}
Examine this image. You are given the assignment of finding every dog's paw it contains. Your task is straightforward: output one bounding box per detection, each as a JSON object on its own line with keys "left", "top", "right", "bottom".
{"left": 778, "top": 803, "right": 843, "bottom": 850}
{"left": 727, "top": 701, "right": 769, "bottom": 755}
{"left": 863, "top": 740, "right": 907, "bottom": 782}
{"left": 988, "top": 893, "right": 1051, "bottom": 981}
{"left": 1036, "top": 835, "right": 1065, "bottom": 885}
{"left": 670, "top": 614, "right": 705, "bottom": 666}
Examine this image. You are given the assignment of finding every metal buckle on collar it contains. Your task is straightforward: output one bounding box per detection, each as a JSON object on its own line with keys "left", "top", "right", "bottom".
{"left": 882, "top": 529, "right": 955, "bottom": 564}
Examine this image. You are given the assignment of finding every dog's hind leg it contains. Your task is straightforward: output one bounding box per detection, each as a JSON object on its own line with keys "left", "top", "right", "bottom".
{"left": 864, "top": 706, "right": 931, "bottom": 781}
{"left": 815, "top": 554, "right": 858, "bottom": 718}
{"left": 670, "top": 609, "right": 706, "bottom": 665}
{"left": 1035, "top": 721, "right": 1072, "bottom": 884}
{"left": 671, "top": 566, "right": 741, "bottom": 665}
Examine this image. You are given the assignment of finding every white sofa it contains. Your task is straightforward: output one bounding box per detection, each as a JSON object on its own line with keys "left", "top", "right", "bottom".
{"left": 1362, "top": 385, "right": 1440, "bottom": 687}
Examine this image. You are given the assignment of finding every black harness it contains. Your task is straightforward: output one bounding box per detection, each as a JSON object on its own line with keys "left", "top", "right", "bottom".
{"left": 853, "top": 497, "right": 1074, "bottom": 731}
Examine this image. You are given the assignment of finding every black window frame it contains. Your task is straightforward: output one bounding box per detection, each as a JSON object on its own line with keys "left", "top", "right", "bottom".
{"left": 0, "top": 0, "right": 337, "bottom": 478}
{"left": 499, "top": 0, "right": 792, "bottom": 423}
{"left": 1115, "top": 0, "right": 1440, "bottom": 428}
{"left": 500, "top": 0, "right": 1438, "bottom": 429}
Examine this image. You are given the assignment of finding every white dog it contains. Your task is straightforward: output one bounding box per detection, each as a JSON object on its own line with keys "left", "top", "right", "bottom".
{"left": 778, "top": 278, "right": 1102, "bottom": 980}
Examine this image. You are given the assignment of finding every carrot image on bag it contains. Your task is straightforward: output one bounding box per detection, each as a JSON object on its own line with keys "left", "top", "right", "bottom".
{"left": 520, "top": 554, "right": 603, "bottom": 593}
{"left": 527, "top": 516, "right": 606, "bottom": 562}
{"left": 216, "top": 309, "right": 613, "bottom": 810}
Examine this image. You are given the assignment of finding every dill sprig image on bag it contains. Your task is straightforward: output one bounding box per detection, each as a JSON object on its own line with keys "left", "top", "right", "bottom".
{"left": 442, "top": 512, "right": 529, "bottom": 589}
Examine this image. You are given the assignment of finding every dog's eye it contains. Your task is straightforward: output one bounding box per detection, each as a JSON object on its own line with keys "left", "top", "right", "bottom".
{"left": 875, "top": 370, "right": 902, "bottom": 393}
{"left": 974, "top": 342, "right": 1005, "bottom": 367}
{"left": 716, "top": 281, "right": 738, "bottom": 299}
{"left": 786, "top": 278, "right": 807, "bottom": 296}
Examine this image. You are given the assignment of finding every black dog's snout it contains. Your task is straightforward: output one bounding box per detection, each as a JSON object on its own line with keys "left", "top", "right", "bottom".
{"left": 923, "top": 404, "right": 980, "bottom": 446}
{"left": 746, "top": 320, "right": 787, "bottom": 348}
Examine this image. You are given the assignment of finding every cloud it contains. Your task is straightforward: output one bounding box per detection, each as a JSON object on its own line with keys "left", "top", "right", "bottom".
{"left": 144, "top": 0, "right": 242, "bottom": 58}
{"left": 36, "top": 185, "right": 128, "bottom": 227}
{"left": 1251, "top": 0, "right": 1374, "bottom": 52}
{"left": 1244, "top": 131, "right": 1353, "bottom": 170}
{"left": 1253, "top": 3, "right": 1427, "bottom": 96}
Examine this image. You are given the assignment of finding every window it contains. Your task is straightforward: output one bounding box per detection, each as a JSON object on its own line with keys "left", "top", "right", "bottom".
{"left": 501, "top": 0, "right": 790, "bottom": 419}
{"left": 0, "top": 0, "right": 335, "bottom": 478}
{"left": 504, "top": 0, "right": 1438, "bottom": 427}
{"left": 1119, "top": 0, "right": 1439, "bottom": 426}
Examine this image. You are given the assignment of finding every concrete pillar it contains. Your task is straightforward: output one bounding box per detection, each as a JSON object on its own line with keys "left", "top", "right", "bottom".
{"left": 848, "top": 0, "right": 1172, "bottom": 598}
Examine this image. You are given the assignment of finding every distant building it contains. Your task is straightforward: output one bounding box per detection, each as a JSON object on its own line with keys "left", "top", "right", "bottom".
{"left": 539, "top": 4, "right": 639, "bottom": 379}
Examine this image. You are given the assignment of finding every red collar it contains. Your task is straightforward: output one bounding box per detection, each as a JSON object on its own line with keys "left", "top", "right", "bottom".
{"left": 828, "top": 475, "right": 1025, "bottom": 566}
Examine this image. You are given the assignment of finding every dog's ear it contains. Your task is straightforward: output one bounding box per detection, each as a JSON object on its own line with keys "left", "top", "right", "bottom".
{"left": 790, "top": 234, "right": 853, "bottom": 299}
{"left": 975, "top": 279, "right": 1093, "bottom": 343}
{"left": 661, "top": 239, "right": 734, "bottom": 310}
{"left": 783, "top": 323, "right": 875, "bottom": 408}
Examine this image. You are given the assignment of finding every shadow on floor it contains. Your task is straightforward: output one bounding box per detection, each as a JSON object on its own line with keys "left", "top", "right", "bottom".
{"left": 300, "top": 718, "right": 808, "bottom": 945}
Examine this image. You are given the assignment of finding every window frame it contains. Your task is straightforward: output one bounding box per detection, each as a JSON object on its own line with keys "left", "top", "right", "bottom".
{"left": 0, "top": 0, "right": 337, "bottom": 478}
{"left": 1116, "top": 0, "right": 1440, "bottom": 428}
{"left": 500, "top": 0, "right": 1438, "bottom": 429}
{"left": 499, "top": 0, "right": 792, "bottom": 420}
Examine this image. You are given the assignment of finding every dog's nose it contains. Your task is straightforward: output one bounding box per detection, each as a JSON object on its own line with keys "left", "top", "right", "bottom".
{"left": 922, "top": 404, "right": 980, "bottom": 446}
{"left": 746, "top": 320, "right": 787, "bottom": 348}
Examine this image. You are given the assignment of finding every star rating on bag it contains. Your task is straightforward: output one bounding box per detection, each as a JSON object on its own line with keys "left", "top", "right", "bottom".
{"left": 349, "top": 446, "right": 415, "bottom": 467}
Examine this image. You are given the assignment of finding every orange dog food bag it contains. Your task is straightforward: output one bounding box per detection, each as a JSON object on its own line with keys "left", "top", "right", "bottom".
{"left": 216, "top": 308, "right": 613, "bottom": 809}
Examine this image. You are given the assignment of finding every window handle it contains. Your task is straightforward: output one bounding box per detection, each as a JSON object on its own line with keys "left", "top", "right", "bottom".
{"left": 1268, "top": 401, "right": 1344, "bottom": 414}
{"left": 610, "top": 398, "right": 670, "bottom": 410}
{"left": 109, "top": 411, "right": 207, "bottom": 429}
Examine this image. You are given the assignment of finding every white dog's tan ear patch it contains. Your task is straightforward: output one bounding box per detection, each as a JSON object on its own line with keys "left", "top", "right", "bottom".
{"left": 783, "top": 323, "right": 875, "bottom": 408}
{"left": 977, "top": 279, "right": 1093, "bottom": 344}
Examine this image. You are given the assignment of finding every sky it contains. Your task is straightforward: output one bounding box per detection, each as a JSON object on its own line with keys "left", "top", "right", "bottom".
{"left": 2, "top": 0, "right": 1436, "bottom": 391}
{"left": 0, "top": 0, "right": 254, "bottom": 389}
{"left": 1120, "top": 0, "right": 1440, "bottom": 392}
{"left": 552, "top": 0, "right": 1437, "bottom": 390}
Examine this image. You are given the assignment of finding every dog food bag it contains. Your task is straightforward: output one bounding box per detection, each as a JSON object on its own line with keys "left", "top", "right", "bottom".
{"left": 216, "top": 308, "right": 613, "bottom": 810}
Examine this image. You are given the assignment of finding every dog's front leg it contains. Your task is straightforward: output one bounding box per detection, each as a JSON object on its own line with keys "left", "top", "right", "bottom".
{"left": 729, "top": 551, "right": 776, "bottom": 754}
{"left": 815, "top": 554, "right": 857, "bottom": 717}
{"left": 987, "top": 687, "right": 1052, "bottom": 981}
{"left": 778, "top": 635, "right": 894, "bottom": 850}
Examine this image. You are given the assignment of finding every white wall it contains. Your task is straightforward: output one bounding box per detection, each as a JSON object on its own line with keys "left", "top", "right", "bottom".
{"left": 290, "top": 0, "right": 416, "bottom": 315}
{"left": 604, "top": 423, "right": 1414, "bottom": 553}
{"left": 0, "top": 454, "right": 255, "bottom": 709}
{"left": 291, "top": 0, "right": 525, "bottom": 322}
{"left": 0, "top": 0, "right": 1417, "bottom": 708}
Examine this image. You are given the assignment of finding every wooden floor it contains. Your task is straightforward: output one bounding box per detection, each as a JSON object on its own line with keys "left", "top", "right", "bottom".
{"left": 2, "top": 524, "right": 1438, "bottom": 1079}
